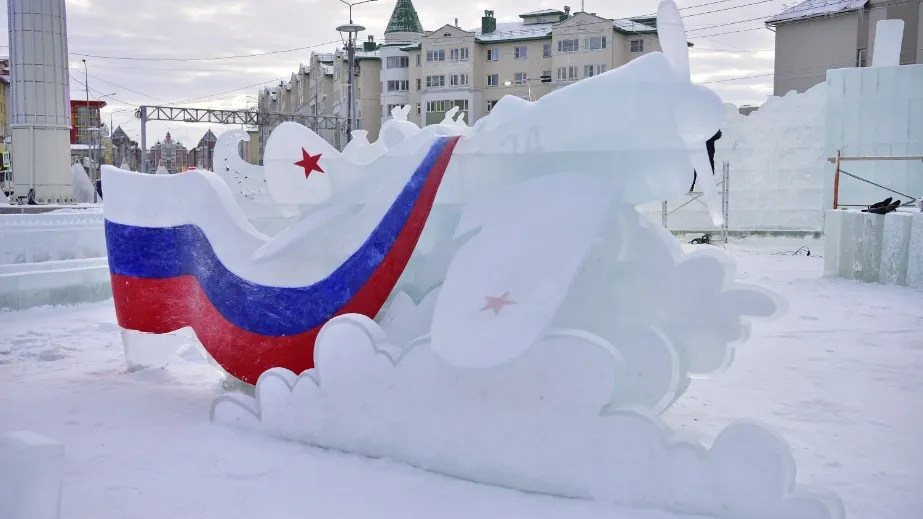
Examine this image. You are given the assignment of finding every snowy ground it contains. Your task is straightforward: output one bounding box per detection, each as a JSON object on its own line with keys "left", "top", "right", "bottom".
{"left": 1, "top": 238, "right": 921, "bottom": 519}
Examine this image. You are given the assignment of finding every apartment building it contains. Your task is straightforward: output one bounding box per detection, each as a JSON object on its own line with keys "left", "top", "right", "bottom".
{"left": 382, "top": 5, "right": 663, "bottom": 127}
{"left": 766, "top": 0, "right": 923, "bottom": 95}
{"left": 257, "top": 0, "right": 665, "bottom": 153}
{"left": 257, "top": 42, "right": 383, "bottom": 153}
{"left": 257, "top": 52, "right": 337, "bottom": 152}
{"left": 330, "top": 42, "right": 383, "bottom": 144}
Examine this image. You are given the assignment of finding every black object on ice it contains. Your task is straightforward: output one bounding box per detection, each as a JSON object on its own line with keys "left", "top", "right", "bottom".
{"left": 690, "top": 130, "right": 723, "bottom": 193}
{"left": 862, "top": 197, "right": 901, "bottom": 215}
{"left": 689, "top": 234, "right": 712, "bottom": 245}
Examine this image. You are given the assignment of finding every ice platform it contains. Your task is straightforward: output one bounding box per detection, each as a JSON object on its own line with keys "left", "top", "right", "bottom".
{"left": 824, "top": 209, "right": 923, "bottom": 288}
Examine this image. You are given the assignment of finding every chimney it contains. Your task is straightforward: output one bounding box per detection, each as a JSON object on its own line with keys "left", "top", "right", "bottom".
{"left": 482, "top": 10, "right": 496, "bottom": 34}
{"left": 455, "top": 17, "right": 459, "bottom": 28}
{"left": 562, "top": 5, "right": 571, "bottom": 20}
{"left": 363, "top": 35, "right": 377, "bottom": 52}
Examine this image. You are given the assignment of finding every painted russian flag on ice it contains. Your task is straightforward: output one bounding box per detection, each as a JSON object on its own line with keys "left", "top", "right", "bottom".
{"left": 103, "top": 137, "right": 459, "bottom": 384}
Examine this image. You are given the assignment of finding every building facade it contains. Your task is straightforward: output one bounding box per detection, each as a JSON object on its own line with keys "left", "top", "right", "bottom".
{"left": 257, "top": 52, "right": 340, "bottom": 157}
{"left": 256, "top": 1, "right": 665, "bottom": 154}
{"left": 767, "top": 0, "right": 923, "bottom": 96}
{"left": 111, "top": 126, "right": 141, "bottom": 171}
{"left": 69, "top": 100, "right": 107, "bottom": 145}
{"left": 146, "top": 132, "right": 189, "bottom": 173}
{"left": 191, "top": 128, "right": 217, "bottom": 170}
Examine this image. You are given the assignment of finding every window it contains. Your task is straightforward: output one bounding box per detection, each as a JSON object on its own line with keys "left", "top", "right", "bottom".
{"left": 857, "top": 48, "right": 868, "bottom": 67}
{"left": 556, "top": 66, "right": 578, "bottom": 80}
{"left": 513, "top": 72, "right": 527, "bottom": 85}
{"left": 543, "top": 43, "right": 552, "bottom": 58}
{"left": 386, "top": 56, "right": 409, "bottom": 68}
{"left": 460, "top": 48, "right": 469, "bottom": 60}
{"left": 630, "top": 39, "right": 644, "bottom": 53}
{"left": 585, "top": 36, "right": 607, "bottom": 51}
{"left": 450, "top": 73, "right": 469, "bottom": 86}
{"left": 425, "top": 75, "right": 445, "bottom": 88}
{"left": 541, "top": 70, "right": 552, "bottom": 83}
{"left": 487, "top": 73, "right": 500, "bottom": 87}
{"left": 557, "top": 39, "right": 579, "bottom": 53}
{"left": 416, "top": 78, "right": 422, "bottom": 90}
{"left": 514, "top": 46, "right": 528, "bottom": 59}
{"left": 427, "top": 49, "right": 446, "bottom": 62}
{"left": 487, "top": 100, "right": 499, "bottom": 112}
{"left": 584, "top": 64, "right": 605, "bottom": 77}
{"left": 416, "top": 54, "right": 421, "bottom": 66}
{"left": 487, "top": 48, "right": 500, "bottom": 61}
{"left": 387, "top": 80, "right": 409, "bottom": 92}
{"left": 426, "top": 100, "right": 469, "bottom": 112}
{"left": 416, "top": 103, "right": 421, "bottom": 115}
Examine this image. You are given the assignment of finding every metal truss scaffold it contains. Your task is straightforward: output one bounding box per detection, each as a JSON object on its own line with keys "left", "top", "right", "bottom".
{"left": 135, "top": 105, "right": 347, "bottom": 172}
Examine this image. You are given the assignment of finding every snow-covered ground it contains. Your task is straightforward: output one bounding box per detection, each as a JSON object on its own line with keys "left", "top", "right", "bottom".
{"left": 1, "top": 238, "right": 921, "bottom": 519}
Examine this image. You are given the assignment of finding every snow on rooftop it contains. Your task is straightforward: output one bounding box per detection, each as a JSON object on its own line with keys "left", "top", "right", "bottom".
{"left": 471, "top": 17, "right": 656, "bottom": 42}
{"left": 519, "top": 8, "right": 564, "bottom": 17}
{"left": 766, "top": 0, "right": 868, "bottom": 25}
{"left": 473, "top": 21, "right": 552, "bottom": 41}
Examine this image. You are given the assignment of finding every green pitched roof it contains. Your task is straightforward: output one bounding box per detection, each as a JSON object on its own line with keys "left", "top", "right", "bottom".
{"left": 385, "top": 0, "right": 423, "bottom": 34}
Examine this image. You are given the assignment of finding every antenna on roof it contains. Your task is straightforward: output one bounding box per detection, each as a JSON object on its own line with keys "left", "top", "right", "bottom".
{"left": 581, "top": 0, "right": 584, "bottom": 12}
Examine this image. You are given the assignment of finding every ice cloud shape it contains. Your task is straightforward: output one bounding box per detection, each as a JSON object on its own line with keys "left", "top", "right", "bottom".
{"left": 211, "top": 314, "right": 843, "bottom": 519}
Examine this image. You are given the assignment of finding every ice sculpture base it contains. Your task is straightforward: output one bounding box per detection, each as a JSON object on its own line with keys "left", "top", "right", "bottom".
{"left": 121, "top": 328, "right": 196, "bottom": 372}
{"left": 212, "top": 314, "right": 843, "bottom": 519}
{"left": 824, "top": 209, "right": 923, "bottom": 288}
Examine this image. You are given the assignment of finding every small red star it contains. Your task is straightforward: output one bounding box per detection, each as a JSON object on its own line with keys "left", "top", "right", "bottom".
{"left": 481, "top": 291, "right": 517, "bottom": 316}
{"left": 294, "top": 148, "right": 325, "bottom": 178}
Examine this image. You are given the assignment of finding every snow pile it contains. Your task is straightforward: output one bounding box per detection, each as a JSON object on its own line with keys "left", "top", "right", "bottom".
{"left": 212, "top": 314, "right": 844, "bottom": 519}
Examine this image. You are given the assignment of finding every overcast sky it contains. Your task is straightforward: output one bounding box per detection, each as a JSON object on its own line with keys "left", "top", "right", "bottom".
{"left": 1, "top": 0, "right": 787, "bottom": 148}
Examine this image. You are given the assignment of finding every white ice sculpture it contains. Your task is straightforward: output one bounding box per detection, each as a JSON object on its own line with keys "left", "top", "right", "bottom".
{"left": 213, "top": 129, "right": 299, "bottom": 224}
{"left": 154, "top": 163, "right": 168, "bottom": 175}
{"left": 71, "top": 162, "right": 96, "bottom": 203}
{"left": 101, "top": 3, "right": 843, "bottom": 516}
{"left": 872, "top": 19, "right": 904, "bottom": 67}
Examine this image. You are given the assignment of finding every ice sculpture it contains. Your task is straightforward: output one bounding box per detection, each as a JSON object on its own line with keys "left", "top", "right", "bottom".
{"left": 105, "top": 0, "right": 742, "bottom": 386}
{"left": 71, "top": 163, "right": 95, "bottom": 203}
{"left": 101, "top": 2, "right": 843, "bottom": 516}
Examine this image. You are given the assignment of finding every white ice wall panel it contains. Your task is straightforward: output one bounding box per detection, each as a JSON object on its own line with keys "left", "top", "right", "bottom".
{"left": 0, "top": 431, "right": 64, "bottom": 519}
{"left": 824, "top": 65, "right": 923, "bottom": 210}
{"left": 640, "top": 85, "right": 827, "bottom": 231}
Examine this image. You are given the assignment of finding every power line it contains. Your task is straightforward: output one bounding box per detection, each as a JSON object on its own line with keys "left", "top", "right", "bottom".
{"left": 70, "top": 40, "right": 342, "bottom": 62}
{"left": 84, "top": 71, "right": 169, "bottom": 102}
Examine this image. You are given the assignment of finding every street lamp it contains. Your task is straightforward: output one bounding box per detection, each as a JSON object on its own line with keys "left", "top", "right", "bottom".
{"left": 336, "top": 0, "right": 377, "bottom": 145}
{"left": 503, "top": 78, "right": 533, "bottom": 101}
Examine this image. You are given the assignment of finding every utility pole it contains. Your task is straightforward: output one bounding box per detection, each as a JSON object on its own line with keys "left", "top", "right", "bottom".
{"left": 82, "top": 59, "right": 90, "bottom": 177}
{"left": 337, "top": 0, "right": 376, "bottom": 145}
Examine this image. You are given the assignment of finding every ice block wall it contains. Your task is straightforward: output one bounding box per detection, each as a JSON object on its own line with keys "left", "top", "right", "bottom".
{"left": 824, "top": 65, "right": 923, "bottom": 210}
{"left": 639, "top": 83, "right": 827, "bottom": 231}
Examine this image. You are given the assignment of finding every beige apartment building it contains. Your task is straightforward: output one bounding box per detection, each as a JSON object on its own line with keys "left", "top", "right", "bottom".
{"left": 767, "top": 0, "right": 923, "bottom": 95}
{"left": 259, "top": 0, "right": 665, "bottom": 152}
{"left": 383, "top": 4, "right": 663, "bottom": 127}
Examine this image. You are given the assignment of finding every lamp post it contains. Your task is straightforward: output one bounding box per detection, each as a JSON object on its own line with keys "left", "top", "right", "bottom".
{"left": 336, "top": 0, "right": 377, "bottom": 145}
{"left": 503, "top": 78, "right": 533, "bottom": 101}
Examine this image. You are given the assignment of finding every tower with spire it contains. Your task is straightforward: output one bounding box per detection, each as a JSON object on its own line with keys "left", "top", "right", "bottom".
{"left": 384, "top": 0, "right": 424, "bottom": 44}
{"left": 380, "top": 0, "right": 425, "bottom": 127}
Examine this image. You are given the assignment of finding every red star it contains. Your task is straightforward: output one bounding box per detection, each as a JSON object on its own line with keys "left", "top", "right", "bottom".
{"left": 294, "top": 148, "right": 325, "bottom": 178}
{"left": 481, "top": 291, "right": 517, "bottom": 316}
